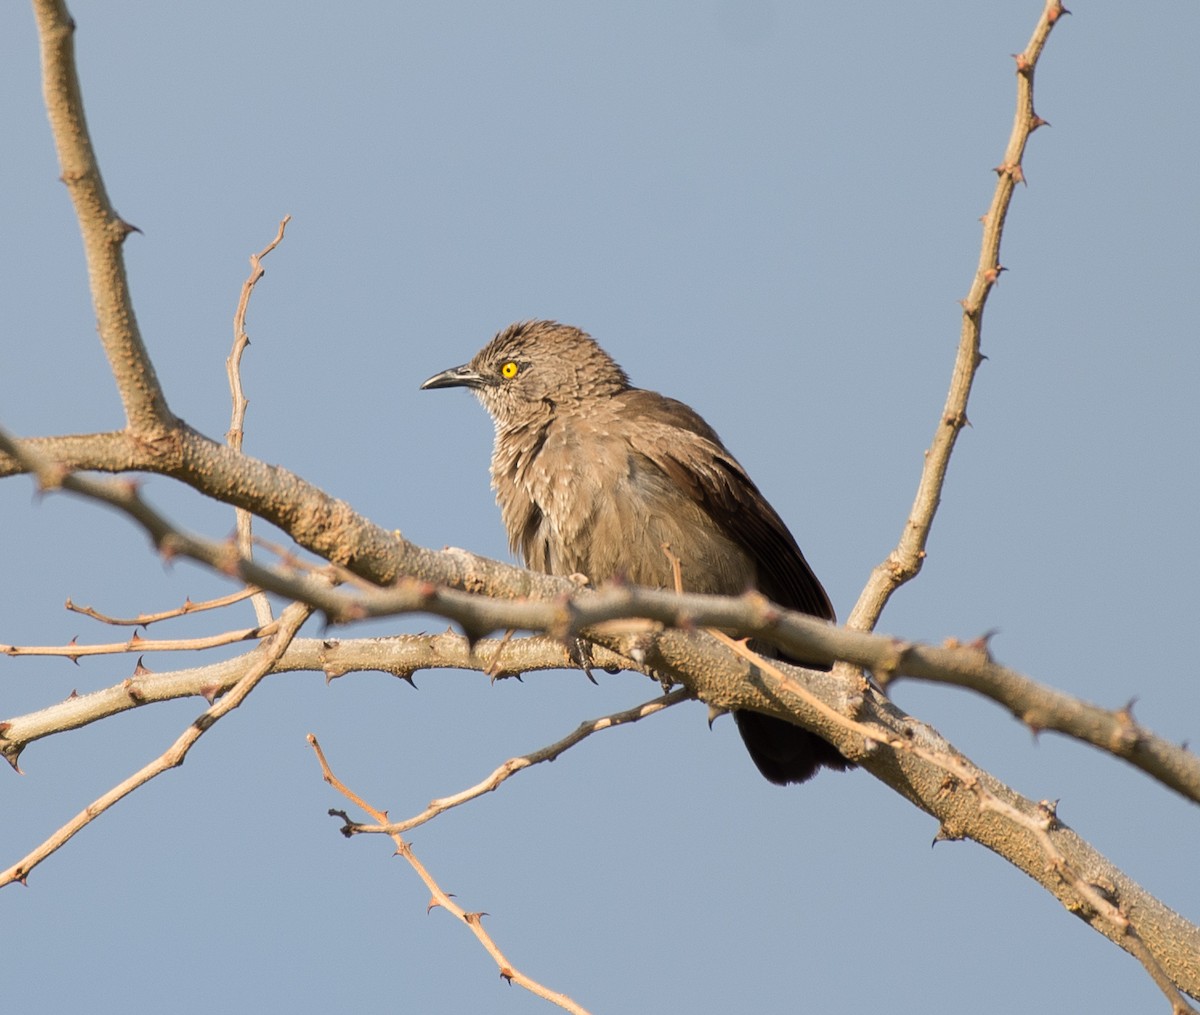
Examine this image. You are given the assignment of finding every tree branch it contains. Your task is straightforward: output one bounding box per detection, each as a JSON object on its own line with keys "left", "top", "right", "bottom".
{"left": 33, "top": 0, "right": 173, "bottom": 433}
{"left": 846, "top": 0, "right": 1069, "bottom": 632}
{"left": 309, "top": 735, "right": 593, "bottom": 1015}
{"left": 0, "top": 600, "right": 312, "bottom": 886}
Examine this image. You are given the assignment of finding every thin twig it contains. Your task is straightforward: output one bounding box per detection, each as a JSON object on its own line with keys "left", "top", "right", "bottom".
{"left": 64, "top": 587, "right": 260, "bottom": 626}
{"left": 0, "top": 601, "right": 312, "bottom": 887}
{"left": 846, "top": 0, "right": 1069, "bottom": 633}
{"left": 228, "top": 216, "right": 291, "bottom": 629}
{"left": 2, "top": 621, "right": 279, "bottom": 659}
{"left": 308, "top": 735, "right": 592, "bottom": 1015}
{"left": 351, "top": 689, "right": 691, "bottom": 835}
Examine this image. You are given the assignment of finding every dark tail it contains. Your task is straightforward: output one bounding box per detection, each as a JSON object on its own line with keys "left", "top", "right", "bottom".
{"left": 733, "top": 710, "right": 853, "bottom": 786}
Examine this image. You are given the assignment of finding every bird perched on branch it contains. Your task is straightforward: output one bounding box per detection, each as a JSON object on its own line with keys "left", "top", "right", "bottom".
{"left": 422, "top": 320, "right": 850, "bottom": 785}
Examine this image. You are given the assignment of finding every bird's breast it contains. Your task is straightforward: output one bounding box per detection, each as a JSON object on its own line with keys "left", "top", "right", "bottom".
{"left": 490, "top": 418, "right": 755, "bottom": 594}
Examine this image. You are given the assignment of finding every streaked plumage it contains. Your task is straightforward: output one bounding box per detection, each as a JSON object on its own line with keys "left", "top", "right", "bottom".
{"left": 422, "top": 320, "right": 849, "bottom": 784}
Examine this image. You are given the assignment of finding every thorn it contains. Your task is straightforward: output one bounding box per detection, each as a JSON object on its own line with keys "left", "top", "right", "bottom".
{"left": 133, "top": 655, "right": 151, "bottom": 676}
{"left": 1048, "top": 3, "right": 1070, "bottom": 24}
{"left": 1112, "top": 699, "right": 1142, "bottom": 751}
{"left": 967, "top": 630, "right": 998, "bottom": 660}
{"left": 426, "top": 897, "right": 441, "bottom": 914}
{"left": 942, "top": 411, "right": 968, "bottom": 430}
{"left": 706, "top": 704, "right": 728, "bottom": 729}
{"left": 199, "top": 684, "right": 220, "bottom": 704}
{"left": 932, "top": 825, "right": 962, "bottom": 846}
{"left": 4, "top": 746, "right": 25, "bottom": 774}
{"left": 499, "top": 967, "right": 515, "bottom": 985}
{"left": 1030, "top": 114, "right": 1050, "bottom": 131}
{"left": 1036, "top": 798, "right": 1060, "bottom": 828}
{"left": 67, "top": 688, "right": 79, "bottom": 699}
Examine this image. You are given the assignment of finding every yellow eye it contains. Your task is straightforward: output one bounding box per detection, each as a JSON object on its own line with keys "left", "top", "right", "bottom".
{"left": 500, "top": 360, "right": 520, "bottom": 379}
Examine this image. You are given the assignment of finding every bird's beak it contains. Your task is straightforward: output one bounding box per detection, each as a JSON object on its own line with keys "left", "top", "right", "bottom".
{"left": 420, "top": 363, "right": 488, "bottom": 390}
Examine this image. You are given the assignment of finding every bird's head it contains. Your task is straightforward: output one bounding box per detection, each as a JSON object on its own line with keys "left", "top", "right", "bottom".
{"left": 421, "top": 320, "right": 630, "bottom": 426}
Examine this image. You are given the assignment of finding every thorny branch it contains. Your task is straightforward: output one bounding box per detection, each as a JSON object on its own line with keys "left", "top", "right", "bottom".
{"left": 308, "top": 735, "right": 594, "bottom": 1015}
{"left": 356, "top": 689, "right": 691, "bottom": 836}
{"left": 228, "top": 215, "right": 290, "bottom": 629}
{"left": 0, "top": 601, "right": 313, "bottom": 887}
{"left": 845, "top": 0, "right": 1069, "bottom": 634}
{"left": 4, "top": 0, "right": 1198, "bottom": 1010}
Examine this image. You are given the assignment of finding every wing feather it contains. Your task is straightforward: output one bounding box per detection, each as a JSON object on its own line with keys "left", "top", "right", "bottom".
{"left": 617, "top": 388, "right": 834, "bottom": 622}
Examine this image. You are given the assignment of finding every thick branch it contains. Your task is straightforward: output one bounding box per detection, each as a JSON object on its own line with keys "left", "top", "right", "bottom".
{"left": 3, "top": 444, "right": 1196, "bottom": 806}
{"left": 33, "top": 0, "right": 173, "bottom": 432}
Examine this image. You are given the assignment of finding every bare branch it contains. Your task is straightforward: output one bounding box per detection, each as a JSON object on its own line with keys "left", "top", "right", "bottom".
{"left": 0, "top": 633, "right": 605, "bottom": 766}
{"left": 309, "top": 735, "right": 593, "bottom": 1015}
{"left": 846, "top": 0, "right": 1069, "bottom": 633}
{"left": 356, "top": 689, "right": 692, "bottom": 835}
{"left": 32, "top": 0, "right": 173, "bottom": 432}
{"left": 228, "top": 216, "right": 291, "bottom": 628}
{"left": 715, "top": 638, "right": 1197, "bottom": 1013}
{"left": 1, "top": 622, "right": 277, "bottom": 659}
{"left": 64, "top": 587, "right": 260, "bottom": 626}
{"left": 10, "top": 1, "right": 1197, "bottom": 1007}
{"left": 4, "top": 436, "right": 1196, "bottom": 805}
{"left": 0, "top": 600, "right": 312, "bottom": 887}
{"left": 887, "top": 657, "right": 1199, "bottom": 807}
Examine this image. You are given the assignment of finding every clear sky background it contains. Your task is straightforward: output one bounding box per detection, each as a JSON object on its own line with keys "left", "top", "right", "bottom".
{"left": 2, "top": 3, "right": 1198, "bottom": 1013}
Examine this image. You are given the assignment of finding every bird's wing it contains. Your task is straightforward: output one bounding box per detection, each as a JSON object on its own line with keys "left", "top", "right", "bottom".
{"left": 617, "top": 388, "right": 835, "bottom": 622}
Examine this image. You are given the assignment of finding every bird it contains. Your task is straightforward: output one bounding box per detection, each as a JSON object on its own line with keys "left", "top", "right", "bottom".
{"left": 421, "top": 320, "right": 850, "bottom": 785}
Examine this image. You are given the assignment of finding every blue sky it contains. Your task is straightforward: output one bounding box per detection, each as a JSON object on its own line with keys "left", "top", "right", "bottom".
{"left": 2, "top": 3, "right": 1198, "bottom": 1013}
